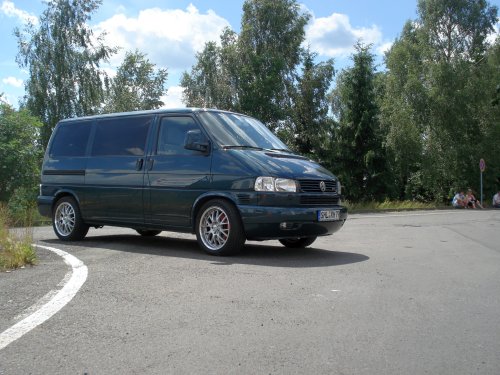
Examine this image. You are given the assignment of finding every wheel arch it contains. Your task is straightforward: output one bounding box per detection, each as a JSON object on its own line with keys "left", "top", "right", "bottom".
{"left": 191, "top": 192, "right": 240, "bottom": 232}
{"left": 52, "top": 190, "right": 82, "bottom": 213}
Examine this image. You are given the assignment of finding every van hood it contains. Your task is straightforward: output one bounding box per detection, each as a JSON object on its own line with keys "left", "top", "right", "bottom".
{"left": 227, "top": 149, "right": 336, "bottom": 180}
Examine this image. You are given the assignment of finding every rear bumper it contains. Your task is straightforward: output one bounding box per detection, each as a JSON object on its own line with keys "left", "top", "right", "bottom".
{"left": 37, "top": 195, "right": 54, "bottom": 218}
{"left": 238, "top": 205, "right": 347, "bottom": 240}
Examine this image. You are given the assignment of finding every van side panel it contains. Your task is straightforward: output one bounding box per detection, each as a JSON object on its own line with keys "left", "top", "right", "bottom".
{"left": 84, "top": 157, "right": 146, "bottom": 224}
{"left": 82, "top": 115, "right": 153, "bottom": 225}
{"left": 145, "top": 115, "right": 211, "bottom": 227}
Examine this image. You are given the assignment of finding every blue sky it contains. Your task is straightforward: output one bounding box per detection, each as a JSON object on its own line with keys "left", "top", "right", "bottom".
{"left": 0, "top": 0, "right": 459, "bottom": 107}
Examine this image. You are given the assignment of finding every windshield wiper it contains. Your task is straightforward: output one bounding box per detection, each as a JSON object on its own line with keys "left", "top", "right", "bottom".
{"left": 221, "top": 145, "right": 264, "bottom": 150}
{"left": 269, "top": 148, "right": 293, "bottom": 153}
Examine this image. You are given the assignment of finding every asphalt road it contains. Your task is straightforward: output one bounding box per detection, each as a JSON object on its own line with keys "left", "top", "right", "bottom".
{"left": 1, "top": 210, "right": 499, "bottom": 374}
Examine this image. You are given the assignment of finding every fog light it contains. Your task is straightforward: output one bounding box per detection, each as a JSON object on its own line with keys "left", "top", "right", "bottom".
{"left": 280, "top": 222, "right": 298, "bottom": 230}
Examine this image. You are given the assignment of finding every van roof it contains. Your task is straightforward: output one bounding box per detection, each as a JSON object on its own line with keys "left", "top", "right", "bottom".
{"left": 58, "top": 108, "right": 237, "bottom": 123}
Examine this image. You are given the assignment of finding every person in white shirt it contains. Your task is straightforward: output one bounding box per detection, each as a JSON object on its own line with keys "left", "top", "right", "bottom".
{"left": 493, "top": 191, "right": 500, "bottom": 208}
{"left": 452, "top": 191, "right": 466, "bottom": 208}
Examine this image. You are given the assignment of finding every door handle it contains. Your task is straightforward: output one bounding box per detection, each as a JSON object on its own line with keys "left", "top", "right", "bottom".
{"left": 147, "top": 159, "right": 154, "bottom": 171}
{"left": 136, "top": 158, "right": 144, "bottom": 171}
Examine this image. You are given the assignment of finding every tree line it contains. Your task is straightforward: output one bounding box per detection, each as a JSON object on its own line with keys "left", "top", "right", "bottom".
{"left": 182, "top": 0, "right": 500, "bottom": 203}
{"left": 1, "top": 0, "right": 499, "bottom": 212}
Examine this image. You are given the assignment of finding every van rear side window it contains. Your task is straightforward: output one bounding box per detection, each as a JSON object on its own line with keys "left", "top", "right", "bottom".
{"left": 92, "top": 116, "right": 152, "bottom": 156}
{"left": 50, "top": 121, "right": 91, "bottom": 157}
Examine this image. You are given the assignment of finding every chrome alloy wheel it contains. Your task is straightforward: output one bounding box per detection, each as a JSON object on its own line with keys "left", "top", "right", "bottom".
{"left": 199, "top": 206, "right": 230, "bottom": 250}
{"left": 54, "top": 202, "right": 76, "bottom": 237}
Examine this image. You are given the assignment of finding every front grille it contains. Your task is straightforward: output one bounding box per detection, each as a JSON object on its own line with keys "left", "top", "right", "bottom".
{"left": 300, "top": 195, "right": 339, "bottom": 206}
{"left": 299, "top": 179, "right": 337, "bottom": 193}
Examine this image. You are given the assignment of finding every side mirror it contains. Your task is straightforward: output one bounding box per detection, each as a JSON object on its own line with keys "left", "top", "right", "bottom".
{"left": 184, "top": 129, "right": 209, "bottom": 153}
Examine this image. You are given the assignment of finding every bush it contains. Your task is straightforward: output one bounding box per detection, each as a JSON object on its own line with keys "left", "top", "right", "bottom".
{"left": 7, "top": 186, "right": 39, "bottom": 226}
{"left": 0, "top": 204, "right": 37, "bottom": 271}
{"left": 345, "top": 199, "right": 442, "bottom": 212}
{"left": 0, "top": 103, "right": 42, "bottom": 203}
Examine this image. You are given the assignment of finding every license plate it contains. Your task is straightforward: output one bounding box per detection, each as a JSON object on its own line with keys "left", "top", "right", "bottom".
{"left": 318, "top": 209, "right": 340, "bottom": 222}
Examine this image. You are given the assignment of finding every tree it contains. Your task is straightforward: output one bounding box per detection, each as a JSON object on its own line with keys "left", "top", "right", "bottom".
{"left": 182, "top": 0, "right": 310, "bottom": 128}
{"left": 290, "top": 49, "right": 335, "bottom": 157}
{"left": 331, "top": 43, "right": 389, "bottom": 201}
{"left": 418, "top": 0, "right": 498, "bottom": 62}
{"left": 237, "top": 0, "right": 310, "bottom": 131}
{"left": 381, "top": 0, "right": 499, "bottom": 201}
{"left": 15, "top": 0, "right": 116, "bottom": 147}
{"left": 182, "top": 0, "right": 343, "bottom": 183}
{"left": 0, "top": 102, "right": 42, "bottom": 202}
{"left": 181, "top": 28, "right": 239, "bottom": 110}
{"left": 380, "top": 21, "right": 429, "bottom": 200}
{"left": 102, "top": 50, "right": 168, "bottom": 113}
{"left": 183, "top": 0, "right": 323, "bottom": 147}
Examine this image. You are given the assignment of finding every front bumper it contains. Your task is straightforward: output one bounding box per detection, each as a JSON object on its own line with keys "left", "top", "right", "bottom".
{"left": 238, "top": 205, "right": 347, "bottom": 240}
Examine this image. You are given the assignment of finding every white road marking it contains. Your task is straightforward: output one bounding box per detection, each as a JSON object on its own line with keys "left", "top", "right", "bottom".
{"left": 0, "top": 244, "right": 88, "bottom": 351}
{"left": 331, "top": 290, "right": 340, "bottom": 292}
{"left": 13, "top": 289, "right": 60, "bottom": 322}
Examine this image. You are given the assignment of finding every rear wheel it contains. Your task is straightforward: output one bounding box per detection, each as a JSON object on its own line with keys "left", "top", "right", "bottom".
{"left": 53, "top": 196, "right": 89, "bottom": 241}
{"left": 279, "top": 237, "right": 317, "bottom": 248}
{"left": 195, "top": 199, "right": 245, "bottom": 255}
{"left": 136, "top": 229, "right": 162, "bottom": 237}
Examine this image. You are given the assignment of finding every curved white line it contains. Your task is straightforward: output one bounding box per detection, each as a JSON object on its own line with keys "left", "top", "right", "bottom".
{"left": 0, "top": 244, "right": 88, "bottom": 351}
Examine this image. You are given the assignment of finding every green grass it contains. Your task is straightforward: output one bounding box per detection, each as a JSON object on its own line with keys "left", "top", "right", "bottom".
{"left": 345, "top": 199, "right": 445, "bottom": 213}
{"left": 0, "top": 204, "right": 37, "bottom": 271}
{"left": 7, "top": 198, "right": 51, "bottom": 228}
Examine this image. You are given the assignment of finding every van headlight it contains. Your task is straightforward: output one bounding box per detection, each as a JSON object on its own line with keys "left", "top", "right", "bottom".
{"left": 254, "top": 177, "right": 297, "bottom": 192}
{"left": 337, "top": 180, "right": 342, "bottom": 195}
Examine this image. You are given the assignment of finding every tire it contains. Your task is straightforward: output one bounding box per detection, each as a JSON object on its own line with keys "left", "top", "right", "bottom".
{"left": 279, "top": 237, "right": 317, "bottom": 248}
{"left": 195, "top": 199, "right": 245, "bottom": 255}
{"left": 136, "top": 229, "right": 162, "bottom": 237}
{"left": 52, "top": 196, "right": 89, "bottom": 241}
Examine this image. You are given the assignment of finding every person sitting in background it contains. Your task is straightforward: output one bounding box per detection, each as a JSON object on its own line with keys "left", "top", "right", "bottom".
{"left": 493, "top": 191, "right": 500, "bottom": 208}
{"left": 465, "top": 189, "right": 483, "bottom": 209}
{"left": 452, "top": 191, "right": 466, "bottom": 208}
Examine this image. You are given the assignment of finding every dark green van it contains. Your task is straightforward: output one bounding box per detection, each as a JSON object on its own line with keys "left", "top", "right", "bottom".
{"left": 38, "top": 108, "right": 347, "bottom": 255}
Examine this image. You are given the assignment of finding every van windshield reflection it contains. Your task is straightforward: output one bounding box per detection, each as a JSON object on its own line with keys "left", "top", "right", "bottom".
{"left": 198, "top": 111, "right": 290, "bottom": 152}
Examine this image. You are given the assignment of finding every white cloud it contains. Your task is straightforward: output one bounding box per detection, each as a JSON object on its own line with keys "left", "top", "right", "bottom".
{"left": 161, "top": 86, "right": 186, "bottom": 108}
{"left": 0, "top": 92, "right": 16, "bottom": 106}
{"left": 377, "top": 41, "right": 394, "bottom": 55}
{"left": 94, "top": 4, "right": 230, "bottom": 71}
{"left": 0, "top": 0, "right": 37, "bottom": 24}
{"left": 2, "top": 76, "right": 23, "bottom": 87}
{"left": 306, "top": 13, "right": 384, "bottom": 57}
{"left": 486, "top": 22, "right": 499, "bottom": 45}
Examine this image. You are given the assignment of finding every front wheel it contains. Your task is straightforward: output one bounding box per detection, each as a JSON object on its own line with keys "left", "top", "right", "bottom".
{"left": 279, "top": 237, "right": 317, "bottom": 248}
{"left": 195, "top": 199, "right": 245, "bottom": 256}
{"left": 53, "top": 196, "right": 89, "bottom": 241}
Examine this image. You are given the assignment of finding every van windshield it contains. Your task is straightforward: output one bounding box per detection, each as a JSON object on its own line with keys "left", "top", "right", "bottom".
{"left": 198, "top": 111, "right": 290, "bottom": 152}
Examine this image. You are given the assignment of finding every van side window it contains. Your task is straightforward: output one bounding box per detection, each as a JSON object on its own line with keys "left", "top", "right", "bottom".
{"left": 50, "top": 121, "right": 91, "bottom": 157}
{"left": 157, "top": 116, "right": 203, "bottom": 155}
{"left": 92, "top": 116, "right": 152, "bottom": 156}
